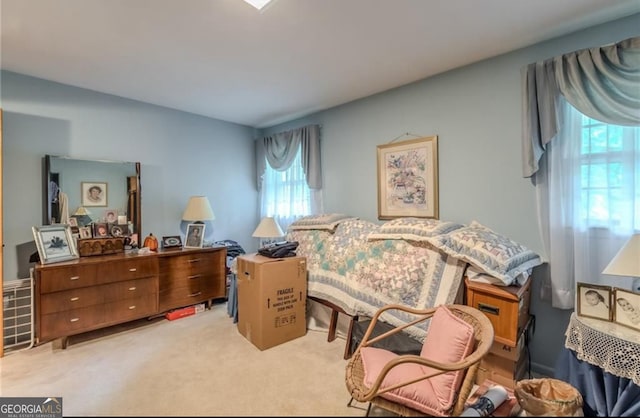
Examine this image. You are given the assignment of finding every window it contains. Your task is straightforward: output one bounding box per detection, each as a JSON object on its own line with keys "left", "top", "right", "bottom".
{"left": 575, "top": 110, "right": 640, "bottom": 231}
{"left": 260, "top": 147, "right": 321, "bottom": 231}
{"left": 539, "top": 102, "right": 639, "bottom": 308}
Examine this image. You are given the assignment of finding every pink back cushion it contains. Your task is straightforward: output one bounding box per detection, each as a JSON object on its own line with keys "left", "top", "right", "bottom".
{"left": 360, "top": 305, "right": 475, "bottom": 415}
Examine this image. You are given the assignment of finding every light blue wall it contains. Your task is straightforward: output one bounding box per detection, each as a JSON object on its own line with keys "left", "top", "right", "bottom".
{"left": 2, "top": 13, "right": 638, "bottom": 374}
{"left": 1, "top": 71, "right": 259, "bottom": 282}
{"left": 262, "top": 14, "right": 640, "bottom": 375}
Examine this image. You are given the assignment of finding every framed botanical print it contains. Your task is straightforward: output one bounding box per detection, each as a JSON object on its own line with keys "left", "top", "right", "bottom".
{"left": 576, "top": 282, "right": 612, "bottom": 321}
{"left": 377, "top": 136, "right": 439, "bottom": 220}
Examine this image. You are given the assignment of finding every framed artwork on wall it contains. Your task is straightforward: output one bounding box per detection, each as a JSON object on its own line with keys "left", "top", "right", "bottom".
{"left": 612, "top": 287, "right": 640, "bottom": 331}
{"left": 377, "top": 135, "right": 439, "bottom": 220}
{"left": 81, "top": 181, "right": 108, "bottom": 207}
{"left": 576, "top": 282, "right": 612, "bottom": 322}
{"left": 32, "top": 224, "right": 79, "bottom": 264}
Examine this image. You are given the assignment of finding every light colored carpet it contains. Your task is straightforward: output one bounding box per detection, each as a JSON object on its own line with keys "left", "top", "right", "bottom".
{"left": 0, "top": 303, "right": 381, "bottom": 417}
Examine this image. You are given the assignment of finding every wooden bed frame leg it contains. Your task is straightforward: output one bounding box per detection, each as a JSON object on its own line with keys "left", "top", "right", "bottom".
{"left": 343, "top": 315, "right": 358, "bottom": 359}
{"left": 327, "top": 309, "right": 338, "bottom": 342}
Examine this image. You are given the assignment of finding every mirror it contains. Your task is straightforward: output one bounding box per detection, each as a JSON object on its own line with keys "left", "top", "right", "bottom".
{"left": 43, "top": 155, "right": 141, "bottom": 240}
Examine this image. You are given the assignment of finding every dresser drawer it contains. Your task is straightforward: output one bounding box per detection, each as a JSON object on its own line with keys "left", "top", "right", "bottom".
{"left": 465, "top": 276, "right": 531, "bottom": 347}
{"left": 96, "top": 257, "right": 158, "bottom": 284}
{"left": 102, "top": 277, "right": 158, "bottom": 303}
{"left": 40, "top": 286, "right": 104, "bottom": 315}
{"left": 158, "top": 276, "right": 218, "bottom": 311}
{"left": 159, "top": 253, "right": 218, "bottom": 284}
{"left": 104, "top": 294, "right": 158, "bottom": 323}
{"left": 40, "top": 306, "right": 105, "bottom": 341}
{"left": 39, "top": 264, "right": 99, "bottom": 293}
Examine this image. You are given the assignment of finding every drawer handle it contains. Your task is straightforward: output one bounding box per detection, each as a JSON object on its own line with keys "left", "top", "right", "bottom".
{"left": 188, "top": 291, "right": 202, "bottom": 298}
{"left": 129, "top": 268, "right": 137, "bottom": 272}
{"left": 70, "top": 276, "right": 80, "bottom": 281}
{"left": 129, "top": 305, "right": 136, "bottom": 310}
{"left": 128, "top": 287, "right": 137, "bottom": 291}
{"left": 478, "top": 303, "right": 500, "bottom": 316}
{"left": 70, "top": 318, "right": 80, "bottom": 322}
{"left": 188, "top": 258, "right": 202, "bottom": 263}
{"left": 188, "top": 274, "right": 202, "bottom": 280}
{"left": 70, "top": 297, "right": 80, "bottom": 301}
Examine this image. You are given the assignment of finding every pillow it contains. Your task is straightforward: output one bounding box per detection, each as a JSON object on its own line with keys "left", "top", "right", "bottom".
{"left": 360, "top": 305, "right": 475, "bottom": 415}
{"left": 368, "top": 217, "right": 463, "bottom": 241}
{"left": 430, "top": 221, "right": 542, "bottom": 286}
{"left": 287, "top": 213, "right": 357, "bottom": 231}
{"left": 466, "top": 265, "right": 531, "bottom": 287}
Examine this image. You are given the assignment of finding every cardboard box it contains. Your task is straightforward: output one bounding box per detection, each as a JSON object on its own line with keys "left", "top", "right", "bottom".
{"left": 236, "top": 254, "right": 307, "bottom": 350}
{"left": 476, "top": 352, "right": 528, "bottom": 389}
{"left": 489, "top": 333, "right": 524, "bottom": 362}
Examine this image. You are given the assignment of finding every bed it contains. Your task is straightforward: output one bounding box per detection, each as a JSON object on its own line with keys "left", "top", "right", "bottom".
{"left": 287, "top": 214, "right": 542, "bottom": 349}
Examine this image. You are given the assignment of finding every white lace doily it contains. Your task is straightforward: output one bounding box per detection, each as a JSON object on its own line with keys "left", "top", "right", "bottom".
{"left": 564, "top": 312, "right": 640, "bottom": 386}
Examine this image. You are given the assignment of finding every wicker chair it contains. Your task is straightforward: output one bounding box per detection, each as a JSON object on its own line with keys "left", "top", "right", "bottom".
{"left": 345, "top": 304, "right": 495, "bottom": 416}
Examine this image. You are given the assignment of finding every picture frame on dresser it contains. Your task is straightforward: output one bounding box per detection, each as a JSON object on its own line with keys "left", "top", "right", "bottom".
{"left": 79, "top": 226, "right": 93, "bottom": 239}
{"left": 32, "top": 224, "right": 79, "bottom": 264}
{"left": 376, "top": 135, "right": 439, "bottom": 220}
{"left": 612, "top": 287, "right": 640, "bottom": 331}
{"left": 184, "top": 223, "right": 205, "bottom": 248}
{"left": 94, "top": 222, "right": 109, "bottom": 238}
{"left": 162, "top": 235, "right": 183, "bottom": 249}
{"left": 576, "top": 282, "right": 612, "bottom": 322}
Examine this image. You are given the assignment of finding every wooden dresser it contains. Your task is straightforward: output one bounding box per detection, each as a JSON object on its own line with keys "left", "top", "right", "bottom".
{"left": 158, "top": 249, "right": 226, "bottom": 312}
{"left": 35, "top": 247, "right": 226, "bottom": 347}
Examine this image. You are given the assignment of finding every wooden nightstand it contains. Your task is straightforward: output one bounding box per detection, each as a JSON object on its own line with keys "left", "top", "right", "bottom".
{"left": 465, "top": 276, "right": 531, "bottom": 347}
{"left": 465, "top": 276, "right": 532, "bottom": 389}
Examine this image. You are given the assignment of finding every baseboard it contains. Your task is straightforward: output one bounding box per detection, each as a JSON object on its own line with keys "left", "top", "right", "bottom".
{"left": 530, "top": 361, "right": 554, "bottom": 378}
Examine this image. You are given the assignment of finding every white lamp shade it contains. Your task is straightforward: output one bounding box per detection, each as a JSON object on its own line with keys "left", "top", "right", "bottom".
{"left": 252, "top": 217, "right": 284, "bottom": 238}
{"left": 182, "top": 196, "right": 215, "bottom": 222}
{"left": 602, "top": 234, "right": 640, "bottom": 277}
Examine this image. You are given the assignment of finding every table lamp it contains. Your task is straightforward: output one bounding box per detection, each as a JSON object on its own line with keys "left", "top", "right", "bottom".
{"left": 182, "top": 196, "right": 215, "bottom": 224}
{"left": 602, "top": 234, "right": 640, "bottom": 292}
{"left": 72, "top": 206, "right": 92, "bottom": 227}
{"left": 252, "top": 217, "right": 284, "bottom": 248}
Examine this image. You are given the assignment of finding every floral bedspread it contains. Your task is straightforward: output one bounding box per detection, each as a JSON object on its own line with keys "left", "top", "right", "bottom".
{"left": 287, "top": 218, "right": 466, "bottom": 338}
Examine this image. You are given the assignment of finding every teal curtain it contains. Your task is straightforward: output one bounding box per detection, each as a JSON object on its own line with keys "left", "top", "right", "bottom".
{"left": 522, "top": 36, "right": 640, "bottom": 178}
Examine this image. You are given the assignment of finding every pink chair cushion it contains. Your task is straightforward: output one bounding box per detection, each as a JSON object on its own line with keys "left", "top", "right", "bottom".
{"left": 360, "top": 305, "right": 475, "bottom": 416}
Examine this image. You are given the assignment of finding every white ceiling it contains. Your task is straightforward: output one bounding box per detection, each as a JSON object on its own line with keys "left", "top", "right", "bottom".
{"left": 2, "top": 0, "right": 639, "bottom": 128}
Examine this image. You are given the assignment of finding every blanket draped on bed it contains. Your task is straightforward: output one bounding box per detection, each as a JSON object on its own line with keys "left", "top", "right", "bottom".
{"left": 288, "top": 218, "right": 466, "bottom": 339}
